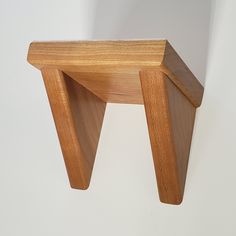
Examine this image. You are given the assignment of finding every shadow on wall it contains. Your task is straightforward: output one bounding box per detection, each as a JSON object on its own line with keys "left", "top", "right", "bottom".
{"left": 91, "top": 0, "right": 212, "bottom": 85}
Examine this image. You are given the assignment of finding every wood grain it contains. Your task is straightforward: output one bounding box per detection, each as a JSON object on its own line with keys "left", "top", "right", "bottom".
{"left": 27, "top": 40, "right": 166, "bottom": 69}
{"left": 28, "top": 40, "right": 204, "bottom": 204}
{"left": 28, "top": 40, "right": 203, "bottom": 107}
{"left": 42, "top": 69, "right": 106, "bottom": 189}
{"left": 65, "top": 71, "right": 143, "bottom": 104}
{"left": 160, "top": 41, "right": 204, "bottom": 107}
{"left": 140, "top": 70, "right": 196, "bottom": 204}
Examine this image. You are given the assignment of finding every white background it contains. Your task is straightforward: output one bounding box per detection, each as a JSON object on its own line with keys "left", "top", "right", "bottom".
{"left": 0, "top": 0, "right": 236, "bottom": 235}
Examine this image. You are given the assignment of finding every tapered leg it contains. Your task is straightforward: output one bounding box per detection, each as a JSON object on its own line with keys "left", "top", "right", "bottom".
{"left": 140, "top": 70, "right": 196, "bottom": 204}
{"left": 41, "top": 69, "right": 106, "bottom": 189}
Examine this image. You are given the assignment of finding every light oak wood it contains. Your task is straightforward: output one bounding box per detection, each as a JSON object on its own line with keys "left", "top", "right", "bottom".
{"left": 140, "top": 70, "right": 196, "bottom": 204}
{"left": 42, "top": 69, "right": 106, "bottom": 189}
{"left": 65, "top": 71, "right": 143, "bottom": 104}
{"left": 160, "top": 41, "right": 203, "bottom": 107}
{"left": 27, "top": 40, "right": 204, "bottom": 204}
{"left": 28, "top": 40, "right": 203, "bottom": 107}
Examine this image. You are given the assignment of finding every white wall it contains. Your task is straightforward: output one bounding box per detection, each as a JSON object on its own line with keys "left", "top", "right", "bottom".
{"left": 0, "top": 0, "right": 236, "bottom": 235}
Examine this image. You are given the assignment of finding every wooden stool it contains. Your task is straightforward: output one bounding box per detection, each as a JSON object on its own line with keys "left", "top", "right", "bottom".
{"left": 27, "top": 40, "right": 204, "bottom": 205}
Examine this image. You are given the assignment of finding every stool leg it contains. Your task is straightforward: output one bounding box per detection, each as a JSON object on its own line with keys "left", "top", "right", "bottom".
{"left": 140, "top": 70, "right": 196, "bottom": 204}
{"left": 41, "top": 69, "right": 106, "bottom": 189}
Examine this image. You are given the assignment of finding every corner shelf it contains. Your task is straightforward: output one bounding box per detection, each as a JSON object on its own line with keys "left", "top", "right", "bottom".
{"left": 27, "top": 40, "right": 204, "bottom": 205}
